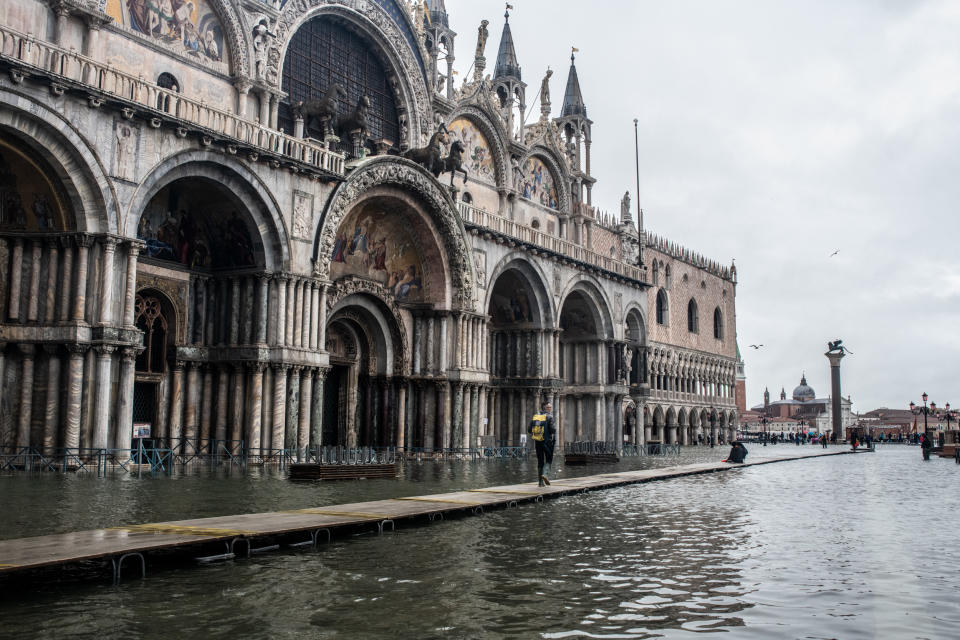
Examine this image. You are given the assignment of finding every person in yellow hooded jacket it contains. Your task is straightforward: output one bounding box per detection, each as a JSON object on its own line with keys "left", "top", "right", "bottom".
{"left": 529, "top": 402, "right": 556, "bottom": 487}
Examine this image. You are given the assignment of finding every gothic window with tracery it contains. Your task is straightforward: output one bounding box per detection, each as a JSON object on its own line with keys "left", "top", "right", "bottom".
{"left": 135, "top": 294, "right": 168, "bottom": 374}
{"left": 280, "top": 16, "right": 400, "bottom": 143}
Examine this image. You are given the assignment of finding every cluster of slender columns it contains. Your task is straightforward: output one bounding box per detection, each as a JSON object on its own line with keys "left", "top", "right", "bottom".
{"left": 0, "top": 233, "right": 143, "bottom": 454}
{"left": 490, "top": 329, "right": 558, "bottom": 378}
{"left": 149, "top": 361, "right": 328, "bottom": 459}
{"left": 187, "top": 272, "right": 327, "bottom": 350}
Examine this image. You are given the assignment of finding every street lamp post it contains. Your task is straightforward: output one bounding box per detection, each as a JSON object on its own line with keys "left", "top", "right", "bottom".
{"left": 797, "top": 419, "right": 806, "bottom": 444}
{"left": 760, "top": 414, "right": 768, "bottom": 446}
{"left": 708, "top": 407, "right": 716, "bottom": 448}
{"left": 939, "top": 402, "right": 956, "bottom": 444}
{"left": 909, "top": 392, "right": 933, "bottom": 443}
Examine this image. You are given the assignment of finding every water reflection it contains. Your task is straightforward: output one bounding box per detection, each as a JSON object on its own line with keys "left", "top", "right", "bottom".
{"left": 2, "top": 447, "right": 959, "bottom": 638}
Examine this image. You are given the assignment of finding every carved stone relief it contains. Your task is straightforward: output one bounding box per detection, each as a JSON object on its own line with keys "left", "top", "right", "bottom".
{"left": 292, "top": 190, "right": 314, "bottom": 240}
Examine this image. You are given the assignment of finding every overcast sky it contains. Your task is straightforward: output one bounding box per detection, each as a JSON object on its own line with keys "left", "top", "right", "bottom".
{"left": 444, "top": 0, "right": 960, "bottom": 413}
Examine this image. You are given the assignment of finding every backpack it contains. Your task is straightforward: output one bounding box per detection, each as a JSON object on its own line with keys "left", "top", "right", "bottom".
{"left": 531, "top": 414, "right": 546, "bottom": 441}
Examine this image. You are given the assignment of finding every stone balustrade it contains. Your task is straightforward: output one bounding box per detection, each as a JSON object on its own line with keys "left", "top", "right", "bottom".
{"left": 458, "top": 201, "right": 647, "bottom": 283}
{"left": 0, "top": 25, "right": 344, "bottom": 176}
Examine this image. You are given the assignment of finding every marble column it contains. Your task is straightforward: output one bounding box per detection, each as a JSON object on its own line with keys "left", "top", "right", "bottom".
{"left": 215, "top": 368, "right": 229, "bottom": 443}
{"left": 247, "top": 363, "right": 265, "bottom": 451}
{"left": 44, "top": 240, "right": 60, "bottom": 323}
{"left": 293, "top": 279, "right": 304, "bottom": 348}
{"left": 436, "top": 380, "right": 448, "bottom": 449}
{"left": 229, "top": 278, "right": 241, "bottom": 344}
{"left": 426, "top": 316, "right": 435, "bottom": 374}
{"left": 274, "top": 275, "right": 287, "bottom": 346}
{"left": 184, "top": 362, "right": 201, "bottom": 448}
{"left": 92, "top": 345, "right": 115, "bottom": 451}
{"left": 63, "top": 345, "right": 86, "bottom": 451}
{"left": 99, "top": 237, "right": 116, "bottom": 325}
{"left": 168, "top": 361, "right": 185, "bottom": 450}
{"left": 298, "top": 368, "right": 313, "bottom": 460}
{"left": 123, "top": 242, "right": 141, "bottom": 327}
{"left": 412, "top": 317, "right": 422, "bottom": 375}
{"left": 7, "top": 238, "right": 23, "bottom": 321}
{"left": 317, "top": 284, "right": 328, "bottom": 351}
{"left": 16, "top": 345, "right": 35, "bottom": 449}
{"left": 470, "top": 384, "right": 480, "bottom": 448}
{"left": 42, "top": 346, "right": 61, "bottom": 453}
{"left": 24, "top": 240, "right": 42, "bottom": 321}
{"left": 310, "top": 368, "right": 328, "bottom": 452}
{"left": 272, "top": 364, "right": 289, "bottom": 453}
{"left": 452, "top": 382, "right": 464, "bottom": 450}
{"left": 230, "top": 366, "right": 245, "bottom": 445}
{"left": 200, "top": 368, "right": 214, "bottom": 447}
{"left": 114, "top": 347, "right": 136, "bottom": 451}
{"left": 256, "top": 275, "right": 269, "bottom": 344}
{"left": 575, "top": 395, "right": 584, "bottom": 440}
{"left": 286, "top": 366, "right": 302, "bottom": 452}
{"left": 439, "top": 315, "right": 448, "bottom": 373}
{"left": 72, "top": 236, "right": 92, "bottom": 322}
{"left": 396, "top": 381, "right": 406, "bottom": 450}
{"left": 309, "top": 283, "right": 319, "bottom": 350}
{"left": 489, "top": 390, "right": 497, "bottom": 443}
{"left": 58, "top": 239, "right": 74, "bottom": 322}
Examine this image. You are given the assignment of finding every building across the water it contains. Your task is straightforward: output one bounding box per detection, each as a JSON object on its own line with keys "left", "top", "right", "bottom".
{"left": 750, "top": 375, "right": 855, "bottom": 435}
{"left": 0, "top": 0, "right": 738, "bottom": 459}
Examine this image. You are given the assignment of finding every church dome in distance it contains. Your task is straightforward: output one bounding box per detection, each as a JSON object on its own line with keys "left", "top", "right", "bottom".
{"left": 792, "top": 375, "right": 815, "bottom": 401}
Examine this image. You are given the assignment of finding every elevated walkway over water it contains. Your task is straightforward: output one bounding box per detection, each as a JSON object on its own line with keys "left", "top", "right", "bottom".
{"left": 0, "top": 449, "right": 850, "bottom": 584}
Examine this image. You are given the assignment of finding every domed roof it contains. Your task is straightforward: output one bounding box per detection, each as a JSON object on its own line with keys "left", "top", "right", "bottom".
{"left": 792, "top": 374, "right": 815, "bottom": 401}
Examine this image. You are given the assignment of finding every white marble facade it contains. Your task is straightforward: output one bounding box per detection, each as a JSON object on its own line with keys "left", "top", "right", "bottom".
{"left": 0, "top": 0, "right": 738, "bottom": 460}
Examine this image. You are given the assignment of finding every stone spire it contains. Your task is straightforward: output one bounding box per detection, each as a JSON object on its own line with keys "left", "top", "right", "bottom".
{"left": 494, "top": 7, "right": 521, "bottom": 80}
{"left": 561, "top": 51, "right": 587, "bottom": 117}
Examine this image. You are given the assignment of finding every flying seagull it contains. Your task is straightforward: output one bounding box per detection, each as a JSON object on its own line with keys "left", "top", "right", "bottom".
{"left": 748, "top": 344, "right": 764, "bottom": 349}
{"left": 829, "top": 249, "right": 840, "bottom": 257}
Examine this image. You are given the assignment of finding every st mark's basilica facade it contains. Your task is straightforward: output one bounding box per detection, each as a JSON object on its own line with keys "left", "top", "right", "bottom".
{"left": 0, "top": 0, "right": 739, "bottom": 460}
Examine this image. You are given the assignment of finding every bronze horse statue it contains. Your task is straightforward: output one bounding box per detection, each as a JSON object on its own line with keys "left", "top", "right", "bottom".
{"left": 293, "top": 82, "right": 347, "bottom": 137}
{"left": 435, "top": 139, "right": 468, "bottom": 186}
{"left": 402, "top": 125, "right": 449, "bottom": 175}
{"left": 337, "top": 95, "right": 371, "bottom": 141}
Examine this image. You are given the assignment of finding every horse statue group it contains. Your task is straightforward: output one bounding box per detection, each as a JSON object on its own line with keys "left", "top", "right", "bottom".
{"left": 401, "top": 124, "right": 468, "bottom": 186}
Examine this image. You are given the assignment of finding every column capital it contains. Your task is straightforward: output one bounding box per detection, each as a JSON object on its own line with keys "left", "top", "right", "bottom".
{"left": 302, "top": 368, "right": 314, "bottom": 380}
{"left": 249, "top": 361, "right": 268, "bottom": 373}
{"left": 42, "top": 344, "right": 61, "bottom": 356}
{"left": 274, "top": 362, "right": 292, "bottom": 372}
{"left": 16, "top": 343, "right": 36, "bottom": 356}
{"left": 75, "top": 234, "right": 93, "bottom": 249}
{"left": 316, "top": 367, "right": 330, "bottom": 381}
{"left": 102, "top": 236, "right": 118, "bottom": 252}
{"left": 94, "top": 344, "right": 116, "bottom": 357}
{"left": 65, "top": 343, "right": 89, "bottom": 356}
{"left": 120, "top": 346, "right": 139, "bottom": 361}
{"left": 291, "top": 364, "right": 304, "bottom": 374}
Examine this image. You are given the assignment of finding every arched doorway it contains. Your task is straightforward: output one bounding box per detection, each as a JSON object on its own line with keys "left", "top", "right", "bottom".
{"left": 132, "top": 171, "right": 279, "bottom": 454}
{"left": 558, "top": 286, "right": 611, "bottom": 442}
{"left": 486, "top": 257, "right": 552, "bottom": 445}
{"left": 132, "top": 290, "right": 176, "bottom": 449}
{"left": 324, "top": 294, "right": 403, "bottom": 448}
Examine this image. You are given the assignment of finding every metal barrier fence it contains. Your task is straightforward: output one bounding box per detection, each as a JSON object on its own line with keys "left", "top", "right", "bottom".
{"left": 563, "top": 441, "right": 681, "bottom": 457}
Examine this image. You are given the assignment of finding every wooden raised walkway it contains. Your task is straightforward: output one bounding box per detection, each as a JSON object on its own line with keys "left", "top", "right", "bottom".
{"left": 0, "top": 449, "right": 849, "bottom": 581}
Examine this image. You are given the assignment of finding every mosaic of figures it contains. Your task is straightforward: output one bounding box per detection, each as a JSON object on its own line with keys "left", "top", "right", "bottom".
{"left": 521, "top": 156, "right": 558, "bottom": 210}
{"left": 0, "top": 141, "right": 66, "bottom": 231}
{"left": 137, "top": 184, "right": 256, "bottom": 269}
{"left": 107, "top": 0, "right": 226, "bottom": 69}
{"left": 447, "top": 118, "right": 495, "bottom": 185}
{"left": 329, "top": 204, "right": 425, "bottom": 303}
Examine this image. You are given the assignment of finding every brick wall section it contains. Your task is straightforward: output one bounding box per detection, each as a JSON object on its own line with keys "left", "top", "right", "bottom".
{"left": 645, "top": 247, "right": 737, "bottom": 361}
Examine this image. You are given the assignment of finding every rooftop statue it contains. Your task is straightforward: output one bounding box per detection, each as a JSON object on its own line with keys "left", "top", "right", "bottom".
{"left": 476, "top": 20, "right": 489, "bottom": 58}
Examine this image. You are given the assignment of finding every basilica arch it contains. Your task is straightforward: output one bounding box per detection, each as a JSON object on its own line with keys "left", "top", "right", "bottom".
{"left": 273, "top": 1, "right": 432, "bottom": 149}
{"left": 0, "top": 91, "right": 119, "bottom": 233}
{"left": 315, "top": 156, "right": 474, "bottom": 309}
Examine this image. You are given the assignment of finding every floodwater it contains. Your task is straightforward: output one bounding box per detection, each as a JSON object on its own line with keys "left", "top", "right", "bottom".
{"left": 1, "top": 445, "right": 958, "bottom": 639}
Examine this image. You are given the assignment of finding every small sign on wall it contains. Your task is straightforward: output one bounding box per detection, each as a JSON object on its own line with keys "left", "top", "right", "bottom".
{"left": 133, "top": 423, "right": 152, "bottom": 439}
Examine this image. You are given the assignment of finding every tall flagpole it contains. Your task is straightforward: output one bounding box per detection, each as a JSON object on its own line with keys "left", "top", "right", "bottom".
{"left": 634, "top": 118, "right": 643, "bottom": 266}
